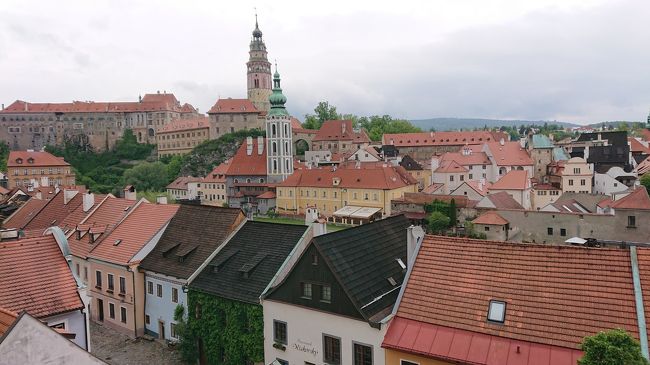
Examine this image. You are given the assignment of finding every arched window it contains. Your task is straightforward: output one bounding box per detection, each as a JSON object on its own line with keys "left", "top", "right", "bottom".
{"left": 272, "top": 124, "right": 276, "bottom": 137}
{"left": 272, "top": 142, "right": 277, "bottom": 154}
{"left": 246, "top": 178, "right": 251, "bottom": 183}
{"left": 286, "top": 159, "right": 290, "bottom": 171}
{"left": 285, "top": 142, "right": 289, "bottom": 154}
{"left": 273, "top": 160, "right": 278, "bottom": 173}
{"left": 284, "top": 124, "right": 288, "bottom": 136}
{"left": 499, "top": 167, "right": 507, "bottom": 176}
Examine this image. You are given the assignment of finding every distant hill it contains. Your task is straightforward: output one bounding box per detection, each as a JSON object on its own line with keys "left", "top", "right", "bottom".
{"left": 409, "top": 118, "right": 580, "bottom": 131}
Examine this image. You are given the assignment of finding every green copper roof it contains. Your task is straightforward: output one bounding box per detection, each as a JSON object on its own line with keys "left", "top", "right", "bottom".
{"left": 268, "top": 67, "right": 288, "bottom": 117}
{"left": 532, "top": 134, "right": 554, "bottom": 149}
{"left": 553, "top": 147, "right": 569, "bottom": 161}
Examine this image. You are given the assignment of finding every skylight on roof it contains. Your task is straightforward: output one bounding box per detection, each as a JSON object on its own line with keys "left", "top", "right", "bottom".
{"left": 487, "top": 300, "right": 506, "bottom": 323}
{"left": 113, "top": 239, "right": 122, "bottom": 246}
{"left": 396, "top": 258, "right": 406, "bottom": 270}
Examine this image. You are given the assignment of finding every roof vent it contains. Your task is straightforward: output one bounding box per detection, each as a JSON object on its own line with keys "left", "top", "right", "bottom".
{"left": 387, "top": 277, "right": 397, "bottom": 286}
{"left": 113, "top": 239, "right": 122, "bottom": 246}
{"left": 487, "top": 300, "right": 506, "bottom": 323}
{"left": 396, "top": 258, "right": 406, "bottom": 270}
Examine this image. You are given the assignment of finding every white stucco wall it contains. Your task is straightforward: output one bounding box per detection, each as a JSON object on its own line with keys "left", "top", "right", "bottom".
{"left": 143, "top": 272, "right": 187, "bottom": 341}
{"left": 45, "top": 309, "right": 87, "bottom": 350}
{"left": 263, "top": 300, "right": 388, "bottom": 365}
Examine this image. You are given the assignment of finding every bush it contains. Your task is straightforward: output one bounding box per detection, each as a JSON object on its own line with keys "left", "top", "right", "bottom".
{"left": 580, "top": 329, "right": 649, "bottom": 365}
{"left": 428, "top": 211, "right": 450, "bottom": 234}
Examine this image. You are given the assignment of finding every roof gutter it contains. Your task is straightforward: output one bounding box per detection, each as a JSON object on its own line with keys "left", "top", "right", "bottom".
{"left": 630, "top": 246, "right": 649, "bottom": 360}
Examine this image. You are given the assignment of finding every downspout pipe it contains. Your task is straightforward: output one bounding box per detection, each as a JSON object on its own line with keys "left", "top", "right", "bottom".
{"left": 630, "top": 246, "right": 649, "bottom": 359}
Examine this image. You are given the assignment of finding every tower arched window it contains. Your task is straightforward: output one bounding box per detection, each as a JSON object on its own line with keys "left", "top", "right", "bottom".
{"left": 272, "top": 142, "right": 277, "bottom": 154}
{"left": 254, "top": 79, "right": 259, "bottom": 88}
{"left": 284, "top": 124, "right": 288, "bottom": 136}
{"left": 285, "top": 142, "right": 289, "bottom": 154}
{"left": 273, "top": 160, "right": 278, "bottom": 173}
{"left": 272, "top": 124, "right": 276, "bottom": 137}
{"left": 286, "top": 159, "right": 290, "bottom": 171}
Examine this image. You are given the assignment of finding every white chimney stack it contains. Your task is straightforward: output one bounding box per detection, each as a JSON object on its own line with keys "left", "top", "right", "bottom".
{"left": 156, "top": 195, "right": 168, "bottom": 205}
{"left": 406, "top": 225, "right": 425, "bottom": 266}
{"left": 246, "top": 137, "right": 253, "bottom": 156}
{"left": 124, "top": 185, "right": 137, "bottom": 201}
{"left": 83, "top": 192, "right": 95, "bottom": 212}
{"left": 63, "top": 189, "right": 79, "bottom": 205}
{"left": 305, "top": 207, "right": 327, "bottom": 237}
{"left": 257, "top": 136, "right": 264, "bottom": 155}
{"left": 499, "top": 138, "right": 505, "bottom": 146}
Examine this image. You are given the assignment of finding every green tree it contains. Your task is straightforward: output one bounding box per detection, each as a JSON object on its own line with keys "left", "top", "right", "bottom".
{"left": 579, "top": 329, "right": 648, "bottom": 365}
{"left": 428, "top": 211, "right": 450, "bottom": 234}
{"left": 449, "top": 199, "right": 457, "bottom": 227}
{"left": 123, "top": 161, "right": 169, "bottom": 191}
{"left": 173, "top": 304, "right": 198, "bottom": 363}
{"left": 303, "top": 101, "right": 340, "bottom": 129}
{"left": 0, "top": 141, "right": 9, "bottom": 172}
{"left": 165, "top": 154, "right": 185, "bottom": 182}
{"left": 641, "top": 174, "right": 650, "bottom": 194}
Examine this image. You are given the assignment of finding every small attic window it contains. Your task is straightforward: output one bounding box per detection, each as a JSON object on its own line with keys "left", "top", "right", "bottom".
{"left": 113, "top": 239, "right": 122, "bottom": 246}
{"left": 487, "top": 300, "right": 506, "bottom": 323}
{"left": 16, "top": 158, "right": 23, "bottom": 164}
{"left": 27, "top": 158, "right": 34, "bottom": 164}
{"left": 387, "top": 277, "right": 397, "bottom": 286}
{"left": 396, "top": 258, "right": 406, "bottom": 270}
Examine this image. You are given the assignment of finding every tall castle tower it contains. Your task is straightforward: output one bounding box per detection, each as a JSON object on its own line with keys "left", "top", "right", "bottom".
{"left": 247, "top": 15, "right": 272, "bottom": 113}
{"left": 266, "top": 66, "right": 293, "bottom": 183}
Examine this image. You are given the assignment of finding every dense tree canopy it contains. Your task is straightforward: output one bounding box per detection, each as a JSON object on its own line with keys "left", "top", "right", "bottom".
{"left": 641, "top": 174, "right": 650, "bottom": 194}
{"left": 123, "top": 161, "right": 169, "bottom": 192}
{"left": 302, "top": 101, "right": 340, "bottom": 130}
{"left": 579, "top": 329, "right": 648, "bottom": 365}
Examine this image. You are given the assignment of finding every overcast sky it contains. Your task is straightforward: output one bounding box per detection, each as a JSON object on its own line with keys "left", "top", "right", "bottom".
{"left": 1, "top": 0, "right": 648, "bottom": 124}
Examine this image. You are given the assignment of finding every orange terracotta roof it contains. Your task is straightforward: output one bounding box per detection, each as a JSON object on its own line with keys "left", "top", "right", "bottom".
{"left": 489, "top": 170, "right": 529, "bottom": 190}
{"left": 422, "top": 183, "right": 444, "bottom": 194}
{"left": 482, "top": 191, "right": 524, "bottom": 209}
{"left": 157, "top": 116, "right": 210, "bottom": 133}
{"left": 3, "top": 198, "right": 48, "bottom": 229}
{"left": 610, "top": 187, "right": 650, "bottom": 210}
{"left": 68, "top": 197, "right": 137, "bottom": 259}
{"left": 640, "top": 129, "right": 650, "bottom": 142}
{"left": 7, "top": 151, "right": 70, "bottom": 168}
{"left": 382, "top": 131, "right": 498, "bottom": 147}
{"left": 0, "top": 186, "right": 10, "bottom": 195}
{"left": 225, "top": 139, "right": 267, "bottom": 176}
{"left": 461, "top": 180, "right": 491, "bottom": 196}
{"left": 397, "top": 235, "right": 639, "bottom": 350}
{"left": 0, "top": 99, "right": 182, "bottom": 114}
{"left": 486, "top": 141, "right": 534, "bottom": 166}
{"left": 23, "top": 190, "right": 83, "bottom": 231}
{"left": 59, "top": 194, "right": 108, "bottom": 230}
{"left": 278, "top": 162, "right": 417, "bottom": 190}
{"left": 435, "top": 160, "right": 468, "bottom": 173}
{"left": 0, "top": 306, "right": 17, "bottom": 336}
{"left": 180, "top": 103, "right": 197, "bottom": 113}
{"left": 203, "top": 160, "right": 230, "bottom": 183}
{"left": 88, "top": 202, "right": 179, "bottom": 265}
{"left": 312, "top": 120, "right": 371, "bottom": 143}
{"left": 141, "top": 93, "right": 179, "bottom": 105}
{"left": 629, "top": 137, "right": 650, "bottom": 154}
{"left": 207, "top": 98, "right": 259, "bottom": 114}
{"left": 166, "top": 176, "right": 202, "bottom": 190}
{"left": 637, "top": 156, "right": 650, "bottom": 175}
{"left": 440, "top": 150, "right": 491, "bottom": 166}
{"left": 473, "top": 211, "right": 508, "bottom": 225}
{"left": 256, "top": 191, "right": 276, "bottom": 199}
{"left": 290, "top": 117, "right": 303, "bottom": 129}
{"left": 0, "top": 235, "right": 84, "bottom": 318}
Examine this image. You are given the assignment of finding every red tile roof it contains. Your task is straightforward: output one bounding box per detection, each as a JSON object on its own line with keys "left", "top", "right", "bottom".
{"left": 166, "top": 176, "right": 202, "bottom": 190}
{"left": 67, "top": 197, "right": 137, "bottom": 259}
{"left": 473, "top": 211, "right": 508, "bottom": 225}
{"left": 141, "top": 93, "right": 179, "bottom": 105}
{"left": 3, "top": 198, "right": 48, "bottom": 229}
{"left": 435, "top": 160, "right": 468, "bottom": 173}
{"left": 382, "top": 131, "right": 499, "bottom": 147}
{"left": 640, "top": 129, "right": 650, "bottom": 142}
{"left": 23, "top": 190, "right": 83, "bottom": 231}
{"left": 440, "top": 150, "right": 491, "bottom": 166}
{"left": 610, "top": 187, "right": 650, "bottom": 210}
{"left": 7, "top": 151, "right": 70, "bottom": 168}
{"left": 88, "top": 201, "right": 178, "bottom": 265}
{"left": 207, "top": 98, "right": 259, "bottom": 114}
{"left": 395, "top": 235, "right": 639, "bottom": 352}
{"left": 225, "top": 139, "right": 267, "bottom": 176}
{"left": 0, "top": 235, "right": 84, "bottom": 318}
{"left": 312, "top": 120, "right": 371, "bottom": 143}
{"left": 637, "top": 156, "right": 650, "bottom": 175}
{"left": 256, "top": 191, "right": 276, "bottom": 199}
{"left": 1, "top": 98, "right": 182, "bottom": 114}
{"left": 157, "top": 116, "right": 210, "bottom": 133}
{"left": 0, "top": 306, "right": 17, "bottom": 337}
{"left": 486, "top": 141, "right": 534, "bottom": 166}
{"left": 278, "top": 162, "right": 417, "bottom": 190}
{"left": 59, "top": 194, "right": 108, "bottom": 230}
{"left": 422, "top": 183, "right": 444, "bottom": 194}
{"left": 290, "top": 117, "right": 303, "bottom": 130}
{"left": 203, "top": 160, "right": 230, "bottom": 183}
{"left": 383, "top": 316, "right": 583, "bottom": 365}
{"left": 630, "top": 137, "right": 650, "bottom": 154}
{"left": 462, "top": 180, "right": 491, "bottom": 197}
{"left": 489, "top": 170, "right": 530, "bottom": 190}
{"left": 482, "top": 191, "right": 524, "bottom": 210}
{"left": 180, "top": 103, "right": 197, "bottom": 113}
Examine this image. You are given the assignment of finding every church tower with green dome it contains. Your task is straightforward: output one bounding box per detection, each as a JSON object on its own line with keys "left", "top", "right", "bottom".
{"left": 247, "top": 15, "right": 272, "bottom": 113}
{"left": 266, "top": 65, "right": 293, "bottom": 183}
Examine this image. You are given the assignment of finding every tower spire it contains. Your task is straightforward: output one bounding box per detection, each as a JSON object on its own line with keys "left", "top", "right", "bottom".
{"left": 268, "top": 62, "right": 288, "bottom": 116}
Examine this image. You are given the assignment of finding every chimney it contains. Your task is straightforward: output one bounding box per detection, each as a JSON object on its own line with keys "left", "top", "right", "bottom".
{"left": 123, "top": 185, "right": 136, "bottom": 200}
{"left": 63, "top": 189, "right": 79, "bottom": 205}
{"left": 246, "top": 137, "right": 253, "bottom": 156}
{"left": 83, "top": 192, "right": 95, "bottom": 212}
{"left": 305, "top": 207, "right": 327, "bottom": 237}
{"left": 1, "top": 104, "right": 4, "bottom": 110}
{"left": 257, "top": 136, "right": 264, "bottom": 155}
{"left": 55, "top": 185, "right": 60, "bottom": 194}
{"left": 499, "top": 138, "right": 505, "bottom": 146}
{"left": 35, "top": 191, "right": 42, "bottom": 200}
{"left": 430, "top": 156, "right": 440, "bottom": 172}
{"left": 479, "top": 178, "right": 485, "bottom": 192}
{"left": 342, "top": 121, "right": 347, "bottom": 135}
{"left": 406, "top": 225, "right": 425, "bottom": 266}
{"left": 156, "top": 195, "right": 168, "bottom": 205}
{"left": 24, "top": 102, "right": 28, "bottom": 112}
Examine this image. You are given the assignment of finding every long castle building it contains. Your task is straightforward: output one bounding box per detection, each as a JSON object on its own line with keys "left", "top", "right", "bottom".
{"left": 0, "top": 92, "right": 199, "bottom": 151}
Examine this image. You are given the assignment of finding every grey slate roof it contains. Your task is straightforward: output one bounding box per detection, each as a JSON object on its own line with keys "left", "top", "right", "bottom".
{"left": 531, "top": 134, "right": 554, "bottom": 149}
{"left": 312, "top": 214, "right": 411, "bottom": 321}
{"left": 190, "top": 221, "right": 309, "bottom": 304}
{"left": 139, "top": 205, "right": 244, "bottom": 280}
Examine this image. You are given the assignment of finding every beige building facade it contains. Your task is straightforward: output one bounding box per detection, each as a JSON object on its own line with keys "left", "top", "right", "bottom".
{"left": 7, "top": 151, "right": 75, "bottom": 188}
{"left": 156, "top": 117, "right": 213, "bottom": 157}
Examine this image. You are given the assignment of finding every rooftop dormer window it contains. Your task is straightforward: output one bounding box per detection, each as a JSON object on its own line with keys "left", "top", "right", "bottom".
{"left": 27, "top": 158, "right": 34, "bottom": 164}
{"left": 487, "top": 300, "right": 506, "bottom": 323}
{"left": 16, "top": 158, "right": 23, "bottom": 164}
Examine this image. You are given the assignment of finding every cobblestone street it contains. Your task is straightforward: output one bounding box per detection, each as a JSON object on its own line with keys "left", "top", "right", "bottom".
{"left": 90, "top": 322, "right": 184, "bottom": 365}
